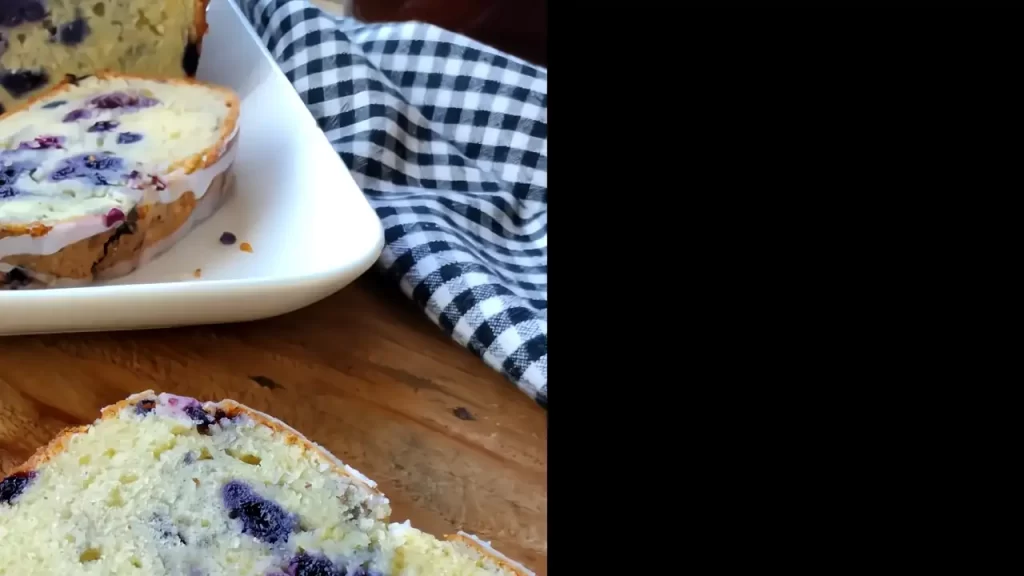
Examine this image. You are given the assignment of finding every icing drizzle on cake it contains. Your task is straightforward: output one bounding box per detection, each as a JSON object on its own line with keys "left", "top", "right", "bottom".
{"left": 0, "top": 75, "right": 237, "bottom": 259}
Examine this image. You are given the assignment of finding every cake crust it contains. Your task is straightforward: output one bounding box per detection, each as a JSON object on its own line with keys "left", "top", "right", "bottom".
{"left": 6, "top": 390, "right": 535, "bottom": 575}
{"left": 194, "top": 0, "right": 211, "bottom": 51}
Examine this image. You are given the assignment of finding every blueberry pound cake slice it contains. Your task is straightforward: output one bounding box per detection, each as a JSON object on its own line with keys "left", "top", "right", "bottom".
{"left": 0, "top": 72, "right": 239, "bottom": 288}
{"left": 0, "top": 0, "right": 210, "bottom": 111}
{"left": 0, "top": 391, "right": 536, "bottom": 576}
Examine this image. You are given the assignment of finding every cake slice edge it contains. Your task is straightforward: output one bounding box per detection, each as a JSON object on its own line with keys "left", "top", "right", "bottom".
{"left": 5, "top": 389, "right": 537, "bottom": 576}
{"left": 0, "top": 70, "right": 240, "bottom": 177}
{"left": 0, "top": 72, "right": 242, "bottom": 285}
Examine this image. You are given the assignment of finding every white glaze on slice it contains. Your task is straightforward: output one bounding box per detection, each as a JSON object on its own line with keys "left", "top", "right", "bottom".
{"left": 0, "top": 76, "right": 235, "bottom": 259}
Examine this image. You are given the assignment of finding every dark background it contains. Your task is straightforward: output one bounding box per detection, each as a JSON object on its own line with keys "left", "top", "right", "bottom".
{"left": 351, "top": 0, "right": 547, "bottom": 66}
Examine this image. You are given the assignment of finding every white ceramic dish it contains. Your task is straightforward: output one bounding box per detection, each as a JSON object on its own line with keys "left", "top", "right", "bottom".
{"left": 0, "top": 0, "right": 383, "bottom": 335}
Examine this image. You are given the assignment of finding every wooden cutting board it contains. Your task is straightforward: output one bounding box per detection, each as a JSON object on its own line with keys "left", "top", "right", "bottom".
{"left": 0, "top": 272, "right": 547, "bottom": 574}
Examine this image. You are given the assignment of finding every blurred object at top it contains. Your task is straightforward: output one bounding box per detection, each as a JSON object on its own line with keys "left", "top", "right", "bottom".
{"left": 317, "top": 0, "right": 546, "bottom": 67}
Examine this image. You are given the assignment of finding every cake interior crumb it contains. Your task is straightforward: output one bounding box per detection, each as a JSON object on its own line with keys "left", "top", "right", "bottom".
{"left": 240, "top": 242, "right": 253, "bottom": 253}
{"left": 193, "top": 268, "right": 202, "bottom": 278}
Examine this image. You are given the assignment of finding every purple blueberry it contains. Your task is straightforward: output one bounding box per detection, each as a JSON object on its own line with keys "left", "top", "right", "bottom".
{"left": 22, "top": 2, "right": 45, "bottom": 21}
{"left": 221, "top": 480, "right": 297, "bottom": 544}
{"left": 18, "top": 135, "right": 64, "bottom": 150}
{"left": 62, "top": 108, "right": 91, "bottom": 122}
{"left": 42, "top": 100, "right": 66, "bottom": 109}
{"left": 88, "top": 121, "right": 120, "bottom": 133}
{"left": 0, "top": 69, "right": 48, "bottom": 98}
{"left": 104, "top": 208, "right": 126, "bottom": 228}
{"left": 0, "top": 1, "right": 46, "bottom": 27}
{"left": 0, "top": 161, "right": 37, "bottom": 198}
{"left": 135, "top": 399, "right": 156, "bottom": 415}
{"left": 183, "top": 404, "right": 215, "bottom": 435}
{"left": 90, "top": 91, "right": 159, "bottom": 110}
{"left": 117, "top": 132, "right": 143, "bottom": 144}
{"left": 219, "top": 232, "right": 237, "bottom": 245}
{"left": 183, "top": 404, "right": 213, "bottom": 424}
{"left": 1, "top": 471, "right": 37, "bottom": 505}
{"left": 1, "top": 163, "right": 31, "bottom": 182}
{"left": 50, "top": 153, "right": 125, "bottom": 186}
{"left": 56, "top": 16, "right": 89, "bottom": 45}
{"left": 288, "top": 553, "right": 345, "bottom": 576}
{"left": 84, "top": 154, "right": 121, "bottom": 171}
{"left": 50, "top": 164, "right": 76, "bottom": 180}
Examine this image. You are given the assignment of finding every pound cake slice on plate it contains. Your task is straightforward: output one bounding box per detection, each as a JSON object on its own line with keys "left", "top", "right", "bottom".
{"left": 0, "top": 391, "right": 536, "bottom": 576}
{"left": 0, "top": 0, "right": 210, "bottom": 111}
{"left": 0, "top": 71, "right": 239, "bottom": 288}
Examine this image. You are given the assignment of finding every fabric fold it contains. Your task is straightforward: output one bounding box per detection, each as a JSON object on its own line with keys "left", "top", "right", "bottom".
{"left": 237, "top": 0, "right": 548, "bottom": 408}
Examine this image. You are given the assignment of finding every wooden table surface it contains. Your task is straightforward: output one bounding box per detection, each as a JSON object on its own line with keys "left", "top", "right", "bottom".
{"left": 0, "top": 271, "right": 548, "bottom": 574}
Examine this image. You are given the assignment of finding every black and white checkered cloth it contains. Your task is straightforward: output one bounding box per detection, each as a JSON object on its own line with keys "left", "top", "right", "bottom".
{"left": 238, "top": 0, "right": 548, "bottom": 408}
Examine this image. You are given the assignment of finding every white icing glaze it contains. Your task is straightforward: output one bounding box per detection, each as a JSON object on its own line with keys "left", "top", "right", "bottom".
{"left": 155, "top": 393, "right": 204, "bottom": 420}
{"left": 456, "top": 531, "right": 536, "bottom": 575}
{"left": 0, "top": 133, "right": 236, "bottom": 259}
{"left": 0, "top": 76, "right": 236, "bottom": 260}
{"left": 0, "top": 213, "right": 116, "bottom": 258}
{"left": 1, "top": 171, "right": 232, "bottom": 289}
{"left": 153, "top": 123, "right": 240, "bottom": 206}
{"left": 94, "top": 170, "right": 233, "bottom": 280}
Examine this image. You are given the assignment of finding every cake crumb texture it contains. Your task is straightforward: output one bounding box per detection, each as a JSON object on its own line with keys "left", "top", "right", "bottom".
{"left": 0, "top": 73, "right": 238, "bottom": 286}
{"left": 0, "top": 0, "right": 207, "bottom": 110}
{"left": 0, "top": 391, "right": 534, "bottom": 576}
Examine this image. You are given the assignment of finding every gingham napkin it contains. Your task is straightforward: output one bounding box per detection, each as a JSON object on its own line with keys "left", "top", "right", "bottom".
{"left": 237, "top": 0, "right": 548, "bottom": 408}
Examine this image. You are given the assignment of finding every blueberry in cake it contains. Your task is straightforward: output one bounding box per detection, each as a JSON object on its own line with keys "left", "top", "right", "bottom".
{"left": 0, "top": 391, "right": 536, "bottom": 575}
{"left": 0, "top": 71, "right": 238, "bottom": 288}
{"left": 0, "top": 0, "right": 210, "bottom": 111}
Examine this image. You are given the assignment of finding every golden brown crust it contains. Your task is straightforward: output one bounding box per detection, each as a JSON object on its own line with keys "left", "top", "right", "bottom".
{"left": 446, "top": 533, "right": 536, "bottom": 576}
{"left": 15, "top": 389, "right": 169, "bottom": 474}
{"left": 91, "top": 188, "right": 199, "bottom": 277}
{"left": 0, "top": 224, "right": 53, "bottom": 240}
{"left": 10, "top": 425, "right": 91, "bottom": 476}
{"left": 1, "top": 172, "right": 229, "bottom": 283}
{"left": 1, "top": 227, "right": 117, "bottom": 279}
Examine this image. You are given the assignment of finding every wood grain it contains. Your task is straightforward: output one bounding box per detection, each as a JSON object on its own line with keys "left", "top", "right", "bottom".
{"left": 0, "top": 271, "right": 547, "bottom": 574}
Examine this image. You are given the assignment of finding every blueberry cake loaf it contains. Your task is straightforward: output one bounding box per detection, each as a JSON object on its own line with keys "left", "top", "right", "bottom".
{"left": 0, "top": 71, "right": 238, "bottom": 288}
{"left": 0, "top": 391, "right": 536, "bottom": 576}
{"left": 0, "top": 0, "right": 209, "bottom": 112}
